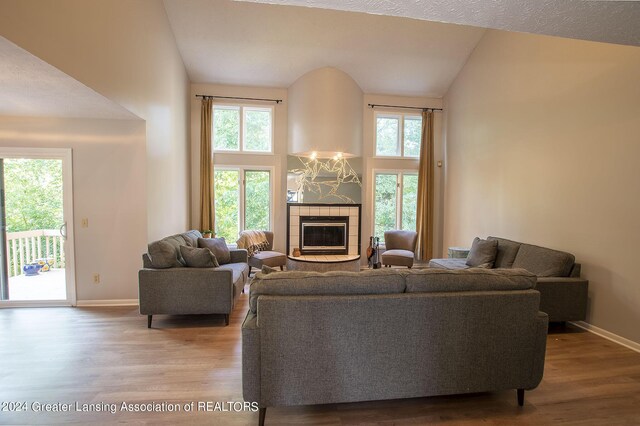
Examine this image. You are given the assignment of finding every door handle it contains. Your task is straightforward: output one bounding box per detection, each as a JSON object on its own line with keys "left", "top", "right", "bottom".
{"left": 60, "top": 222, "right": 67, "bottom": 240}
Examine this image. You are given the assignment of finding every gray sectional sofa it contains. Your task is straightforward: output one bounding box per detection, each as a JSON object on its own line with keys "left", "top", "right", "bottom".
{"left": 243, "top": 268, "right": 548, "bottom": 425}
{"left": 430, "top": 237, "right": 589, "bottom": 322}
{"left": 138, "top": 230, "right": 250, "bottom": 327}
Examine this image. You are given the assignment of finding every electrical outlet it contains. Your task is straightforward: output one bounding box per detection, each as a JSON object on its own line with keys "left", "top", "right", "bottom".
{"left": 93, "top": 274, "right": 100, "bottom": 284}
{"left": 81, "top": 218, "right": 89, "bottom": 228}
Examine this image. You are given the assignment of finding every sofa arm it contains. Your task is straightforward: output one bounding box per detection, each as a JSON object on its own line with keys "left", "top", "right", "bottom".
{"left": 230, "top": 249, "right": 248, "bottom": 264}
{"left": 528, "top": 311, "right": 549, "bottom": 389}
{"left": 535, "top": 277, "right": 589, "bottom": 322}
{"left": 242, "top": 310, "right": 261, "bottom": 404}
{"left": 138, "top": 268, "right": 234, "bottom": 315}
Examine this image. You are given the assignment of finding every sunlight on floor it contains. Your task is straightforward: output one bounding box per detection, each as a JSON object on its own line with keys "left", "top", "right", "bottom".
{"left": 8, "top": 268, "right": 66, "bottom": 300}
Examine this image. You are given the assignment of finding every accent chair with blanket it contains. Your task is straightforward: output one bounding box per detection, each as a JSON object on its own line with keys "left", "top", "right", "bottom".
{"left": 237, "top": 230, "right": 286, "bottom": 274}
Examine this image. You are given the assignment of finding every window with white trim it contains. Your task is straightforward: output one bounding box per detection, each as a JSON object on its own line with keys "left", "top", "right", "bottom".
{"left": 213, "top": 167, "right": 272, "bottom": 241}
{"left": 213, "top": 105, "right": 273, "bottom": 153}
{"left": 373, "top": 171, "right": 418, "bottom": 243}
{"left": 375, "top": 112, "right": 422, "bottom": 157}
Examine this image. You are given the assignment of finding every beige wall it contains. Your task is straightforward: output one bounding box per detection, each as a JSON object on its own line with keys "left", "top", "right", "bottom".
{"left": 0, "top": 116, "right": 147, "bottom": 301}
{"left": 0, "top": 0, "right": 191, "bottom": 242}
{"left": 363, "top": 94, "right": 444, "bottom": 261}
{"left": 444, "top": 30, "right": 640, "bottom": 343}
{"left": 190, "top": 84, "right": 289, "bottom": 252}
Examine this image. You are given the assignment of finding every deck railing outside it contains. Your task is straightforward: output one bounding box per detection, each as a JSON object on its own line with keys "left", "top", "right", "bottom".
{"left": 5, "top": 230, "right": 65, "bottom": 277}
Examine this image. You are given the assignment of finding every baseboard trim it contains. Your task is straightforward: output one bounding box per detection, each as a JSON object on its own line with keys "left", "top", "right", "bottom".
{"left": 570, "top": 321, "right": 640, "bottom": 353}
{"left": 76, "top": 299, "right": 139, "bottom": 307}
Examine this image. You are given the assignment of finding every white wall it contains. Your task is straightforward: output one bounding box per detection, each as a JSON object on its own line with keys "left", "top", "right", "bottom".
{"left": 444, "top": 30, "right": 640, "bottom": 344}
{"left": 0, "top": 116, "right": 147, "bottom": 301}
{"left": 0, "top": 0, "right": 191, "bottom": 242}
{"left": 190, "top": 83, "right": 289, "bottom": 252}
{"left": 362, "top": 94, "right": 444, "bottom": 261}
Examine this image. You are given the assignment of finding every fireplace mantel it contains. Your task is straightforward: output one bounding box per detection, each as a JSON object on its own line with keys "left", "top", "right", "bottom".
{"left": 287, "top": 203, "right": 361, "bottom": 258}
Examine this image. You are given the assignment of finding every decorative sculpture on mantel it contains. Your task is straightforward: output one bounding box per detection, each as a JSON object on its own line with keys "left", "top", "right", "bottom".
{"left": 290, "top": 156, "right": 362, "bottom": 203}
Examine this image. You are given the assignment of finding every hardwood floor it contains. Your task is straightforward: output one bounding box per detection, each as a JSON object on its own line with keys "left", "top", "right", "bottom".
{"left": 1, "top": 295, "right": 639, "bottom": 425}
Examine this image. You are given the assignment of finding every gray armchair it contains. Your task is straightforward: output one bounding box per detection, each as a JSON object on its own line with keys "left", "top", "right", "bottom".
{"left": 381, "top": 230, "right": 418, "bottom": 268}
{"left": 247, "top": 231, "right": 287, "bottom": 274}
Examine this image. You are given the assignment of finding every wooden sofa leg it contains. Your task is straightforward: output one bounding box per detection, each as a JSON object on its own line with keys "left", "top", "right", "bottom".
{"left": 259, "top": 407, "right": 266, "bottom": 426}
{"left": 517, "top": 389, "right": 524, "bottom": 406}
{"left": 147, "top": 315, "right": 152, "bottom": 328}
{"left": 279, "top": 265, "right": 284, "bottom": 271}
{"left": 224, "top": 314, "right": 230, "bottom": 326}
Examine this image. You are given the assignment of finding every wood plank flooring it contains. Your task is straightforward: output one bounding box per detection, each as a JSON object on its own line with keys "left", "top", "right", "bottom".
{"left": 1, "top": 294, "right": 639, "bottom": 425}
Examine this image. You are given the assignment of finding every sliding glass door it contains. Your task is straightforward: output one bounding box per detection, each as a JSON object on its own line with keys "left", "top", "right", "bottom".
{"left": 0, "top": 148, "right": 76, "bottom": 306}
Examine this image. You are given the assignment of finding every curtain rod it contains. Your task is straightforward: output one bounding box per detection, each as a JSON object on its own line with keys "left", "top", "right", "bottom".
{"left": 196, "top": 94, "right": 282, "bottom": 104}
{"left": 368, "top": 103, "right": 442, "bottom": 112}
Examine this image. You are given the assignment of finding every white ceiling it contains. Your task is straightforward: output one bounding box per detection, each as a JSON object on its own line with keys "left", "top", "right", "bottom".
{"left": 0, "top": 36, "right": 137, "bottom": 120}
{"left": 239, "top": 0, "right": 640, "bottom": 47}
{"left": 163, "top": 0, "right": 486, "bottom": 97}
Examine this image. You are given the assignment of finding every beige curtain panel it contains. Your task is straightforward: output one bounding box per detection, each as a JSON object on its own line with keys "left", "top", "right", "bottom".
{"left": 200, "top": 98, "right": 215, "bottom": 233}
{"left": 415, "top": 110, "right": 434, "bottom": 261}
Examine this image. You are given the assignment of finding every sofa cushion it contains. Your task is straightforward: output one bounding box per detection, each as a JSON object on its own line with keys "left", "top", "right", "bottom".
{"left": 466, "top": 237, "right": 498, "bottom": 268}
{"left": 405, "top": 268, "right": 536, "bottom": 293}
{"left": 428, "top": 258, "right": 469, "bottom": 270}
{"left": 181, "top": 230, "right": 202, "bottom": 247}
{"left": 249, "top": 269, "right": 406, "bottom": 314}
{"left": 198, "top": 237, "right": 231, "bottom": 265}
{"left": 217, "top": 262, "right": 250, "bottom": 286}
{"left": 162, "top": 234, "right": 188, "bottom": 265}
{"left": 487, "top": 236, "right": 521, "bottom": 268}
{"left": 381, "top": 249, "right": 414, "bottom": 267}
{"left": 180, "top": 245, "right": 219, "bottom": 268}
{"left": 148, "top": 240, "right": 183, "bottom": 268}
{"left": 512, "top": 243, "right": 575, "bottom": 277}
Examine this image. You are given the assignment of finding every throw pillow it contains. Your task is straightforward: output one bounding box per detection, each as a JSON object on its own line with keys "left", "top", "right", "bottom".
{"left": 148, "top": 240, "right": 183, "bottom": 269}
{"left": 261, "top": 265, "right": 279, "bottom": 275}
{"left": 466, "top": 237, "right": 498, "bottom": 268}
{"left": 180, "top": 245, "right": 219, "bottom": 268}
{"left": 198, "top": 237, "right": 231, "bottom": 265}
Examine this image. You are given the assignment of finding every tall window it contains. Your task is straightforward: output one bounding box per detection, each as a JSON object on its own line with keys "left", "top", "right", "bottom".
{"left": 213, "top": 167, "right": 272, "bottom": 241}
{"left": 373, "top": 171, "right": 418, "bottom": 243}
{"left": 375, "top": 112, "right": 422, "bottom": 157}
{"left": 213, "top": 105, "right": 273, "bottom": 153}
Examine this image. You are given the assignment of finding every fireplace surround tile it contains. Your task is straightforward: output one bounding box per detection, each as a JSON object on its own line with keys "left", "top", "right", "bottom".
{"left": 287, "top": 203, "right": 361, "bottom": 258}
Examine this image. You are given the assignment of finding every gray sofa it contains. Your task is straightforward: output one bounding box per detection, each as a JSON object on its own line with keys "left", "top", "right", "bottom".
{"left": 243, "top": 268, "right": 548, "bottom": 425}
{"left": 429, "top": 237, "right": 589, "bottom": 322}
{"left": 138, "top": 230, "right": 250, "bottom": 327}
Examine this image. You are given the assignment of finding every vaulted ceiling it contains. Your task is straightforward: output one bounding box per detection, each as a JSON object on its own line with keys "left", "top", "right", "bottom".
{"left": 163, "top": 0, "right": 485, "bottom": 97}
{"left": 164, "top": 0, "right": 640, "bottom": 97}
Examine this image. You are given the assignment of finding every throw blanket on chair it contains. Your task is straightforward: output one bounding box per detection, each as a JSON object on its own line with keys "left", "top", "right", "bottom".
{"left": 237, "top": 230, "right": 269, "bottom": 257}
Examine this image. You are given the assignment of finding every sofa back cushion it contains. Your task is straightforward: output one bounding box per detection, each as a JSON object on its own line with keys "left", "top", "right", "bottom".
{"left": 249, "top": 269, "right": 406, "bottom": 314}
{"left": 181, "top": 230, "right": 202, "bottom": 247}
{"left": 148, "top": 239, "right": 185, "bottom": 268}
{"left": 487, "top": 236, "right": 521, "bottom": 268}
{"left": 405, "top": 268, "right": 536, "bottom": 293}
{"left": 512, "top": 243, "right": 575, "bottom": 277}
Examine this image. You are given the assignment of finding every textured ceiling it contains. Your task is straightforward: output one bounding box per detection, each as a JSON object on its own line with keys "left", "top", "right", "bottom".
{"left": 239, "top": 0, "right": 640, "bottom": 47}
{"left": 163, "top": 0, "right": 485, "bottom": 96}
{"left": 0, "top": 37, "right": 137, "bottom": 120}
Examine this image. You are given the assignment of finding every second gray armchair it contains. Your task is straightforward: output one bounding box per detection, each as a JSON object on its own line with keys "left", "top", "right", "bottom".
{"left": 381, "top": 230, "right": 418, "bottom": 268}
